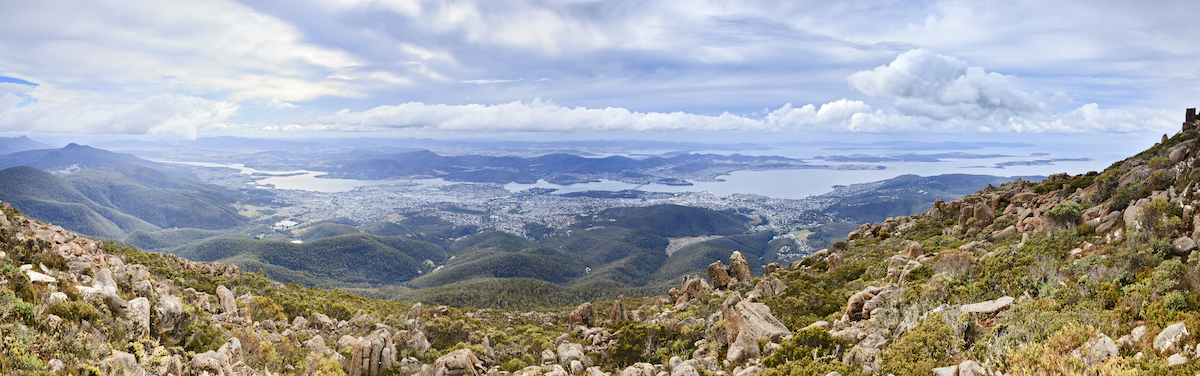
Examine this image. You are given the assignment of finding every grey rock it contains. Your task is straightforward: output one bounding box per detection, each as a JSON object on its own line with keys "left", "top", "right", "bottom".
{"left": 128, "top": 297, "right": 151, "bottom": 338}
{"left": 1156, "top": 322, "right": 1190, "bottom": 354}
{"left": 959, "top": 296, "right": 1014, "bottom": 314}
{"left": 957, "top": 360, "right": 984, "bottom": 376}
{"left": 1169, "top": 353, "right": 1189, "bottom": 366}
{"left": 215, "top": 285, "right": 237, "bottom": 315}
{"left": 46, "top": 292, "right": 68, "bottom": 306}
{"left": 558, "top": 342, "right": 586, "bottom": 364}
{"left": 932, "top": 365, "right": 957, "bottom": 376}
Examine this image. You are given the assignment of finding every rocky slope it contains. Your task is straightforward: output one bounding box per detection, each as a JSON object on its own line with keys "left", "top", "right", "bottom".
{"left": 5, "top": 126, "right": 1200, "bottom": 375}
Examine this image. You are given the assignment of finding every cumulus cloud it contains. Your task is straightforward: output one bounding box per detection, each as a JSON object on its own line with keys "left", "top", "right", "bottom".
{"left": 0, "top": 93, "right": 238, "bottom": 139}
{"left": 848, "top": 49, "right": 1056, "bottom": 120}
{"left": 285, "top": 48, "right": 1177, "bottom": 134}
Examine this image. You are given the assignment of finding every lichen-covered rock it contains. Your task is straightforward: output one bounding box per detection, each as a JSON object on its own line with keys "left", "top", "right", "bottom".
{"left": 102, "top": 350, "right": 146, "bottom": 376}
{"left": 557, "top": 341, "right": 586, "bottom": 364}
{"left": 1155, "top": 322, "right": 1190, "bottom": 354}
{"left": 434, "top": 348, "right": 484, "bottom": 376}
{"left": 128, "top": 297, "right": 151, "bottom": 338}
{"left": 722, "top": 292, "right": 788, "bottom": 363}
{"left": 215, "top": 285, "right": 237, "bottom": 315}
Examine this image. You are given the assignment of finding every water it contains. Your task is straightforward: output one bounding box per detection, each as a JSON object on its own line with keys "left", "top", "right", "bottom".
{"left": 167, "top": 133, "right": 1148, "bottom": 198}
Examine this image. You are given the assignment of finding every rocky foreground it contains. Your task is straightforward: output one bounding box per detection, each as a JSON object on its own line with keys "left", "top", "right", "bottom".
{"left": 7, "top": 128, "right": 1200, "bottom": 375}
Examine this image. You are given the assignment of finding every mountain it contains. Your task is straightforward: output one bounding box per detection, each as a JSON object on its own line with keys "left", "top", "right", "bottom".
{"left": 0, "top": 164, "right": 245, "bottom": 239}
{"left": 819, "top": 173, "right": 1044, "bottom": 224}
{"left": 319, "top": 149, "right": 806, "bottom": 184}
{"left": 4, "top": 121, "right": 1200, "bottom": 374}
{"left": 0, "top": 143, "right": 197, "bottom": 179}
{"left": 0, "top": 135, "right": 51, "bottom": 154}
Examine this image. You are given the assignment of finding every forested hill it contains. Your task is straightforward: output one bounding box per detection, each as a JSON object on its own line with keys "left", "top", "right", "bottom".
{"left": 0, "top": 164, "right": 245, "bottom": 239}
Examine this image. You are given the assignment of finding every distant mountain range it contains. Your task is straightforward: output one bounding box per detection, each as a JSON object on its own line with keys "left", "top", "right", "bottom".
{"left": 317, "top": 149, "right": 813, "bottom": 184}
{"left": 0, "top": 135, "right": 51, "bottom": 154}
{"left": 0, "top": 143, "right": 197, "bottom": 179}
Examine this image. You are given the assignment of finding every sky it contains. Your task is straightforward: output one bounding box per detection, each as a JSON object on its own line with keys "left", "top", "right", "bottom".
{"left": 0, "top": 0, "right": 1198, "bottom": 140}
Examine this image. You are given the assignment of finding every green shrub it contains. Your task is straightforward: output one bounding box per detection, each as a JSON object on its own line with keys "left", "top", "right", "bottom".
{"left": 46, "top": 301, "right": 103, "bottom": 322}
{"left": 1044, "top": 201, "right": 1084, "bottom": 227}
{"left": 879, "top": 312, "right": 959, "bottom": 376}
{"left": 763, "top": 327, "right": 843, "bottom": 367}
{"left": 1149, "top": 156, "right": 1172, "bottom": 169}
{"left": 1163, "top": 291, "right": 1188, "bottom": 311}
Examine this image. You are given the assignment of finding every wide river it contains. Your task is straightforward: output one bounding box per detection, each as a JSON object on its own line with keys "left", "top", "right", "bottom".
{"left": 171, "top": 142, "right": 1123, "bottom": 199}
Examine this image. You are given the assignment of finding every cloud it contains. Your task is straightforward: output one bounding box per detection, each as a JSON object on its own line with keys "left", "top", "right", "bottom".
{"left": 0, "top": 93, "right": 238, "bottom": 139}
{"left": 268, "top": 99, "right": 298, "bottom": 110}
{"left": 460, "top": 79, "right": 523, "bottom": 85}
{"left": 848, "top": 49, "right": 1055, "bottom": 120}
{"left": 286, "top": 48, "right": 1178, "bottom": 134}
{"left": 310, "top": 99, "right": 768, "bottom": 132}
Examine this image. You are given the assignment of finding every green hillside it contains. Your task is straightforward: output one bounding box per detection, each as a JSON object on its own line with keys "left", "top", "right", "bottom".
{"left": 175, "top": 233, "right": 446, "bottom": 287}
{"left": 0, "top": 164, "right": 245, "bottom": 239}
{"left": 0, "top": 166, "right": 157, "bottom": 238}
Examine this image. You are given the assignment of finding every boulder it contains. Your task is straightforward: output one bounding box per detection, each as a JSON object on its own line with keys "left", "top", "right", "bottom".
{"left": 306, "top": 335, "right": 331, "bottom": 355}
{"left": 763, "top": 263, "right": 781, "bottom": 276}
{"left": 1155, "top": 322, "right": 1190, "bottom": 354}
{"left": 957, "top": 360, "right": 985, "bottom": 376}
{"left": 844, "top": 285, "right": 899, "bottom": 321}
{"left": 620, "top": 364, "right": 657, "bottom": 376}
{"left": 932, "top": 365, "right": 957, "bottom": 376}
{"left": 1083, "top": 334, "right": 1119, "bottom": 364}
{"left": 406, "top": 330, "right": 431, "bottom": 357}
{"left": 132, "top": 280, "right": 155, "bottom": 298}
{"left": 215, "top": 285, "right": 237, "bottom": 315}
{"left": 753, "top": 278, "right": 786, "bottom": 297}
{"left": 128, "top": 297, "right": 151, "bottom": 338}
{"left": 1169, "top": 353, "right": 1189, "bottom": 366}
{"left": 407, "top": 302, "right": 423, "bottom": 321}
{"left": 192, "top": 350, "right": 234, "bottom": 376}
{"left": 722, "top": 292, "right": 788, "bottom": 363}
{"left": 1174, "top": 237, "right": 1197, "bottom": 255}
{"left": 570, "top": 302, "right": 595, "bottom": 328}
{"left": 102, "top": 350, "right": 146, "bottom": 376}
{"left": 24, "top": 269, "right": 55, "bottom": 284}
{"left": 46, "top": 292, "right": 68, "bottom": 306}
{"left": 959, "top": 296, "right": 1014, "bottom": 314}
{"left": 671, "top": 364, "right": 700, "bottom": 376}
{"left": 154, "top": 295, "right": 184, "bottom": 335}
{"left": 158, "top": 354, "right": 183, "bottom": 376}
{"left": 292, "top": 315, "right": 309, "bottom": 331}
{"left": 310, "top": 312, "right": 335, "bottom": 332}
{"left": 728, "top": 251, "right": 754, "bottom": 284}
{"left": 903, "top": 241, "right": 924, "bottom": 258}
{"left": 676, "top": 276, "right": 712, "bottom": 306}
{"left": 434, "top": 348, "right": 484, "bottom": 376}
{"left": 973, "top": 203, "right": 995, "bottom": 227}
{"left": 707, "top": 261, "right": 732, "bottom": 289}
{"left": 611, "top": 295, "right": 629, "bottom": 322}
{"left": 542, "top": 349, "right": 558, "bottom": 365}
{"left": 218, "top": 337, "right": 244, "bottom": 366}
{"left": 557, "top": 342, "right": 586, "bottom": 364}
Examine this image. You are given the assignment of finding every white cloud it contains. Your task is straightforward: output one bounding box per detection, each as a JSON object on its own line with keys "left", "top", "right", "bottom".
{"left": 0, "top": 0, "right": 365, "bottom": 103}
{"left": 460, "top": 79, "right": 523, "bottom": 85}
{"left": 0, "top": 93, "right": 238, "bottom": 139}
{"left": 847, "top": 49, "right": 1051, "bottom": 120}
{"left": 268, "top": 99, "right": 298, "bottom": 110}
{"left": 309, "top": 99, "right": 768, "bottom": 132}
